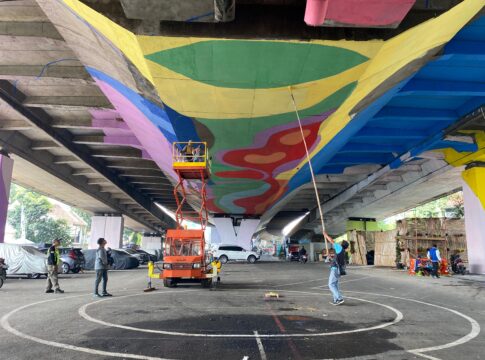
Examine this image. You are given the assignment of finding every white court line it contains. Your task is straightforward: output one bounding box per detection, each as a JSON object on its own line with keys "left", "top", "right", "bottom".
{"left": 0, "top": 290, "right": 177, "bottom": 360}
{"left": 344, "top": 290, "right": 481, "bottom": 359}
{"left": 253, "top": 331, "right": 267, "bottom": 360}
{"left": 408, "top": 351, "right": 442, "bottom": 360}
{"left": 311, "top": 276, "right": 372, "bottom": 289}
{"left": 78, "top": 290, "right": 403, "bottom": 338}
{"left": 2, "top": 288, "right": 479, "bottom": 360}
{"left": 270, "top": 278, "right": 323, "bottom": 288}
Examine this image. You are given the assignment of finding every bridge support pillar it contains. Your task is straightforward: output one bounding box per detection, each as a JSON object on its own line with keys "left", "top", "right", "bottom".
{"left": 90, "top": 215, "right": 124, "bottom": 249}
{"left": 212, "top": 217, "right": 260, "bottom": 250}
{"left": 0, "top": 154, "right": 13, "bottom": 244}
{"left": 141, "top": 233, "right": 162, "bottom": 252}
{"left": 462, "top": 166, "right": 485, "bottom": 274}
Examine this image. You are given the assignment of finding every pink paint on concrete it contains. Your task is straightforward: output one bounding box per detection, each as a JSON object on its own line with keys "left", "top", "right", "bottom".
{"left": 305, "top": 0, "right": 415, "bottom": 27}
{"left": 305, "top": 0, "right": 329, "bottom": 27}
{"left": 89, "top": 109, "right": 152, "bottom": 160}
{"left": 103, "top": 135, "right": 143, "bottom": 148}
{"left": 94, "top": 79, "right": 177, "bottom": 180}
{"left": 93, "top": 119, "right": 131, "bottom": 131}
{"left": 89, "top": 109, "right": 120, "bottom": 120}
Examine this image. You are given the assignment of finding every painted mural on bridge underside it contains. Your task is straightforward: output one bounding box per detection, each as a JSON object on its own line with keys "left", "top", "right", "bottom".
{"left": 52, "top": 0, "right": 483, "bottom": 215}
{"left": 87, "top": 39, "right": 367, "bottom": 215}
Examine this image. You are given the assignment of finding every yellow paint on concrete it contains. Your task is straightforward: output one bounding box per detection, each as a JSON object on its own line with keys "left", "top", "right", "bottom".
{"left": 60, "top": 0, "right": 381, "bottom": 118}
{"left": 60, "top": 0, "right": 483, "bottom": 178}
{"left": 276, "top": 0, "right": 484, "bottom": 181}
{"left": 148, "top": 61, "right": 368, "bottom": 118}
{"left": 462, "top": 167, "right": 485, "bottom": 210}
{"left": 442, "top": 131, "right": 485, "bottom": 166}
{"left": 61, "top": 0, "right": 154, "bottom": 84}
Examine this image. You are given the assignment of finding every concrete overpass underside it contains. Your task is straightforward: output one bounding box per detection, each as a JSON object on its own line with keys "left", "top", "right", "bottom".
{"left": 0, "top": 0, "right": 484, "bottom": 242}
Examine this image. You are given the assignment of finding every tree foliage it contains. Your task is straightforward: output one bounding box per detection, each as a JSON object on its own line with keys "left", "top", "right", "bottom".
{"left": 404, "top": 191, "right": 464, "bottom": 219}
{"left": 123, "top": 227, "right": 142, "bottom": 246}
{"left": 72, "top": 207, "right": 92, "bottom": 228}
{"left": 8, "top": 184, "right": 73, "bottom": 245}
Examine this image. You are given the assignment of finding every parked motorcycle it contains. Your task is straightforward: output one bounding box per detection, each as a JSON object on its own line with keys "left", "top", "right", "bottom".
{"left": 0, "top": 268, "right": 6, "bottom": 288}
{"left": 0, "top": 258, "right": 7, "bottom": 288}
{"left": 451, "top": 254, "right": 466, "bottom": 275}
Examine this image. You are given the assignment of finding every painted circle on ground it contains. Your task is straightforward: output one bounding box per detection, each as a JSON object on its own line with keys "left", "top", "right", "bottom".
{"left": 78, "top": 289, "right": 404, "bottom": 338}
{"left": 0, "top": 288, "right": 480, "bottom": 360}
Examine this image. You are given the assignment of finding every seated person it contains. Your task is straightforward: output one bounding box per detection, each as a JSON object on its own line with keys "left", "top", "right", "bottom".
{"left": 299, "top": 246, "right": 307, "bottom": 257}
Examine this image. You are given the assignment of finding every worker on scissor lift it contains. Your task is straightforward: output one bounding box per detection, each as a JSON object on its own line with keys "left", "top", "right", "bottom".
{"left": 182, "top": 140, "right": 194, "bottom": 162}
{"left": 145, "top": 141, "right": 214, "bottom": 290}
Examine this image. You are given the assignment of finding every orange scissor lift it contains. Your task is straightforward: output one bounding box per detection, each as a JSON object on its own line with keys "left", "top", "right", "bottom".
{"left": 157, "top": 142, "right": 213, "bottom": 288}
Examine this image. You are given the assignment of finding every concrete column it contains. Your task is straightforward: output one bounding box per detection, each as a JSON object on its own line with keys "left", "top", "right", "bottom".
{"left": 0, "top": 154, "right": 14, "bottom": 244}
{"left": 90, "top": 215, "right": 124, "bottom": 249}
{"left": 212, "top": 217, "right": 260, "bottom": 250}
{"left": 141, "top": 234, "right": 162, "bottom": 251}
{"left": 462, "top": 166, "right": 485, "bottom": 274}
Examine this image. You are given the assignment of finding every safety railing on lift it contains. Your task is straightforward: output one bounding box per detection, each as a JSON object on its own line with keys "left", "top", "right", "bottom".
{"left": 172, "top": 141, "right": 209, "bottom": 167}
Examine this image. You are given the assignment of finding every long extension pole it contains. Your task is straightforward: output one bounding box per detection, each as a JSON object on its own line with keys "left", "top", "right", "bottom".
{"left": 288, "top": 87, "right": 329, "bottom": 256}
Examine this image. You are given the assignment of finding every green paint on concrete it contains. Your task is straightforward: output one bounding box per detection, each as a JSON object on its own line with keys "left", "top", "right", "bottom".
{"left": 146, "top": 41, "right": 368, "bottom": 89}
{"left": 346, "top": 220, "right": 396, "bottom": 232}
{"left": 201, "top": 83, "right": 358, "bottom": 211}
{"left": 199, "top": 82, "right": 357, "bottom": 162}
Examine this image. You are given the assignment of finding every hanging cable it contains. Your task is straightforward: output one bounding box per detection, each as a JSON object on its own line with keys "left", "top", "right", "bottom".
{"left": 288, "top": 86, "right": 329, "bottom": 256}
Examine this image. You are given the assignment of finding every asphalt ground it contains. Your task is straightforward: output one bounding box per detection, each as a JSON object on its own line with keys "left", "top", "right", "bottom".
{"left": 0, "top": 262, "right": 484, "bottom": 360}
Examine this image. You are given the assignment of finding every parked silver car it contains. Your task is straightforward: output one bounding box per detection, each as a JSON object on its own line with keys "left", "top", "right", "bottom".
{"left": 58, "top": 248, "right": 85, "bottom": 274}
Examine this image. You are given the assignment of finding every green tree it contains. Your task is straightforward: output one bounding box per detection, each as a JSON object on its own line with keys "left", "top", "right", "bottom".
{"left": 8, "top": 184, "right": 73, "bottom": 245}
{"left": 72, "top": 207, "right": 92, "bottom": 228}
{"left": 123, "top": 228, "right": 142, "bottom": 246}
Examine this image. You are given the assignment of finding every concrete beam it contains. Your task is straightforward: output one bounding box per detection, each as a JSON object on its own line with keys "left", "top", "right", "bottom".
{"left": 138, "top": 186, "right": 173, "bottom": 191}
{"left": 0, "top": 2, "right": 49, "bottom": 22}
{"left": 118, "top": 169, "right": 164, "bottom": 178}
{"left": 0, "top": 129, "right": 160, "bottom": 231}
{"left": 53, "top": 156, "right": 79, "bottom": 164}
{"left": 72, "top": 168, "right": 95, "bottom": 176}
{"left": 105, "top": 159, "right": 160, "bottom": 170}
{"left": 87, "top": 178, "right": 111, "bottom": 186}
{"left": 51, "top": 118, "right": 92, "bottom": 128}
{"left": 31, "top": 140, "right": 58, "bottom": 150}
{"left": 24, "top": 96, "right": 112, "bottom": 109}
{"left": 0, "top": 64, "right": 89, "bottom": 80}
{"left": 0, "top": 120, "right": 31, "bottom": 130}
{"left": 0, "top": 80, "right": 175, "bottom": 229}
{"left": 130, "top": 180, "right": 172, "bottom": 185}
{"left": 91, "top": 148, "right": 144, "bottom": 159}
{"left": 73, "top": 135, "right": 141, "bottom": 147}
